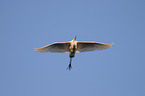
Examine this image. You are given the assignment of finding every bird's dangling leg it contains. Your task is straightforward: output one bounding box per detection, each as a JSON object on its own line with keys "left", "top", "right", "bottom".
{"left": 67, "top": 58, "right": 72, "bottom": 71}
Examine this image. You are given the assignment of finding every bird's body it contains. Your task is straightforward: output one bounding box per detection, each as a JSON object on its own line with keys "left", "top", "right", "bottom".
{"left": 35, "top": 36, "right": 112, "bottom": 70}
{"left": 69, "top": 37, "right": 77, "bottom": 58}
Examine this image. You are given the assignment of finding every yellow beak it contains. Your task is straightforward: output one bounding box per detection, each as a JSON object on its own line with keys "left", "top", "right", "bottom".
{"left": 74, "top": 36, "right": 77, "bottom": 41}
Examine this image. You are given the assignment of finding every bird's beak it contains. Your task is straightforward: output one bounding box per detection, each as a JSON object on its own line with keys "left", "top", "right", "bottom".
{"left": 74, "top": 36, "right": 77, "bottom": 41}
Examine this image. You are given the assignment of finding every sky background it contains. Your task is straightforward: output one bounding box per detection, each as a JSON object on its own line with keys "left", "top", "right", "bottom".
{"left": 0, "top": 0, "right": 145, "bottom": 96}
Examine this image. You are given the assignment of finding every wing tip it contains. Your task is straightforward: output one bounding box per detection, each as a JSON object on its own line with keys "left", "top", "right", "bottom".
{"left": 98, "top": 43, "right": 113, "bottom": 50}
{"left": 106, "top": 43, "right": 113, "bottom": 49}
{"left": 35, "top": 48, "right": 46, "bottom": 53}
{"left": 35, "top": 48, "right": 40, "bottom": 52}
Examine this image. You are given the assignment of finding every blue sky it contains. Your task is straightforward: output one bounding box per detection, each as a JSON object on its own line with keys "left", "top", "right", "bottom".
{"left": 0, "top": 0, "right": 145, "bottom": 96}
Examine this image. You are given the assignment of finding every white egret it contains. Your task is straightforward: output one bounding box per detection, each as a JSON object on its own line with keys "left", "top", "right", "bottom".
{"left": 35, "top": 36, "right": 112, "bottom": 70}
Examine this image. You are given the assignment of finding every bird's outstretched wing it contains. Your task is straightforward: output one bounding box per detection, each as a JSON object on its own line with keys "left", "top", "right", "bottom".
{"left": 76, "top": 42, "right": 112, "bottom": 52}
{"left": 35, "top": 42, "right": 70, "bottom": 53}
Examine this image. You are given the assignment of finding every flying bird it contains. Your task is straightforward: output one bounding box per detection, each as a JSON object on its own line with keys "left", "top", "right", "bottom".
{"left": 35, "top": 36, "right": 112, "bottom": 70}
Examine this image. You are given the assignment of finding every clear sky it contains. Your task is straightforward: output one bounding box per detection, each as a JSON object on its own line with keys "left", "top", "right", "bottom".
{"left": 0, "top": 0, "right": 145, "bottom": 96}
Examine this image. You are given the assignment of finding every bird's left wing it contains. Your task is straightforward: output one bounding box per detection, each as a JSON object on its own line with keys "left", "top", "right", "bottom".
{"left": 35, "top": 42, "right": 70, "bottom": 53}
{"left": 76, "top": 42, "right": 112, "bottom": 53}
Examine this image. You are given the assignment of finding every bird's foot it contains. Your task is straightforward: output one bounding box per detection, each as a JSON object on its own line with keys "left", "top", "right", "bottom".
{"left": 67, "top": 64, "right": 72, "bottom": 71}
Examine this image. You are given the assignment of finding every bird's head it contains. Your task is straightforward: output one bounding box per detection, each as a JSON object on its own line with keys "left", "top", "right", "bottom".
{"left": 73, "top": 36, "right": 77, "bottom": 41}
{"left": 71, "top": 36, "right": 77, "bottom": 43}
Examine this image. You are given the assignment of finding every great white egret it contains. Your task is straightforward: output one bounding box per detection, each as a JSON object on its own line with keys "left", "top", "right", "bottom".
{"left": 35, "top": 36, "right": 112, "bottom": 70}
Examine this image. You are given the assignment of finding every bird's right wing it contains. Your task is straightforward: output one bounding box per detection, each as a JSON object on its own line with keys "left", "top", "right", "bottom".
{"left": 35, "top": 42, "right": 70, "bottom": 53}
{"left": 77, "top": 42, "right": 112, "bottom": 52}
